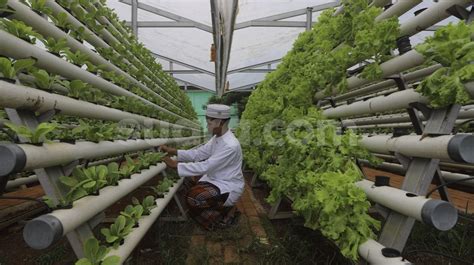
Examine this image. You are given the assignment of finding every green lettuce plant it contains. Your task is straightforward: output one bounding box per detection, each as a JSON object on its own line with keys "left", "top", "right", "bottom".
{"left": 415, "top": 21, "right": 474, "bottom": 108}
{"left": 132, "top": 196, "right": 156, "bottom": 216}
{"left": 31, "top": 69, "right": 59, "bottom": 91}
{"left": 43, "top": 37, "right": 69, "bottom": 56}
{"left": 0, "top": 19, "right": 43, "bottom": 43}
{"left": 5, "top": 122, "right": 57, "bottom": 144}
{"left": 0, "top": 57, "right": 36, "bottom": 81}
{"left": 75, "top": 238, "right": 120, "bottom": 265}
{"left": 100, "top": 215, "right": 134, "bottom": 249}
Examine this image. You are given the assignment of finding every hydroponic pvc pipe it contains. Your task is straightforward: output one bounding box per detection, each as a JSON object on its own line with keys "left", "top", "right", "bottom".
{"left": 0, "top": 31, "right": 199, "bottom": 129}
{"left": 399, "top": 0, "right": 473, "bottom": 37}
{"left": 361, "top": 134, "right": 474, "bottom": 163}
{"left": 375, "top": 0, "right": 422, "bottom": 22}
{"left": 359, "top": 239, "right": 410, "bottom": 265}
{"left": 73, "top": 1, "right": 183, "bottom": 109}
{"left": 342, "top": 106, "right": 474, "bottom": 127}
{"left": 104, "top": 178, "right": 184, "bottom": 263}
{"left": 5, "top": 175, "right": 38, "bottom": 190}
{"left": 373, "top": 153, "right": 474, "bottom": 172}
{"left": 360, "top": 160, "right": 474, "bottom": 188}
{"left": 323, "top": 89, "right": 429, "bottom": 119}
{"left": 23, "top": 163, "right": 168, "bottom": 249}
{"left": 356, "top": 179, "right": 458, "bottom": 230}
{"left": 42, "top": 1, "right": 190, "bottom": 116}
{"left": 315, "top": 50, "right": 426, "bottom": 100}
{"left": 9, "top": 1, "right": 192, "bottom": 121}
{"left": 330, "top": 64, "right": 441, "bottom": 103}
{"left": 0, "top": 136, "right": 202, "bottom": 176}
{"left": 0, "top": 80, "right": 199, "bottom": 132}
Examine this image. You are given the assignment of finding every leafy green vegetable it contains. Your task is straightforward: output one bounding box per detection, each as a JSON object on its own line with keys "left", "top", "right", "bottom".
{"left": 0, "top": 57, "right": 36, "bottom": 80}
{"left": 31, "top": 69, "right": 59, "bottom": 91}
{"left": 50, "top": 12, "right": 71, "bottom": 31}
{"left": 43, "top": 37, "right": 69, "bottom": 55}
{"left": 75, "top": 238, "right": 120, "bottom": 265}
{"left": 415, "top": 21, "right": 474, "bottom": 107}
{"left": 132, "top": 196, "right": 156, "bottom": 215}
{"left": 237, "top": 0, "right": 393, "bottom": 260}
{"left": 27, "top": 0, "right": 53, "bottom": 16}
{"left": 0, "top": 19, "right": 43, "bottom": 43}
{"left": 100, "top": 215, "right": 134, "bottom": 249}
{"left": 5, "top": 122, "right": 57, "bottom": 144}
{"left": 65, "top": 50, "right": 89, "bottom": 67}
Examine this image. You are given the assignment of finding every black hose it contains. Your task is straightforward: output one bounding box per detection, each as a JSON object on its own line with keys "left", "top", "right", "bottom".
{"left": 0, "top": 196, "right": 52, "bottom": 213}
{"left": 425, "top": 177, "right": 474, "bottom": 198}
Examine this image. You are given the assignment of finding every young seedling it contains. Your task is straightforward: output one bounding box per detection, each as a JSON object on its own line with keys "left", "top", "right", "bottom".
{"left": 132, "top": 196, "right": 156, "bottom": 216}
{"left": 50, "top": 12, "right": 71, "bottom": 32}
{"left": 0, "top": 57, "right": 36, "bottom": 82}
{"left": 106, "top": 162, "right": 120, "bottom": 186}
{"left": 75, "top": 238, "right": 120, "bottom": 265}
{"left": 100, "top": 215, "right": 135, "bottom": 249}
{"left": 5, "top": 122, "right": 57, "bottom": 145}
{"left": 64, "top": 50, "right": 89, "bottom": 67}
{"left": 120, "top": 204, "right": 144, "bottom": 226}
{"left": 43, "top": 37, "right": 69, "bottom": 56}
{"left": 27, "top": 0, "right": 53, "bottom": 16}
{"left": 31, "top": 69, "right": 59, "bottom": 91}
{"left": 0, "top": 19, "right": 43, "bottom": 43}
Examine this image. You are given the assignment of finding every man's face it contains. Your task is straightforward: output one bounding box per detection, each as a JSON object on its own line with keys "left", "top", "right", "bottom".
{"left": 206, "top": 116, "right": 222, "bottom": 135}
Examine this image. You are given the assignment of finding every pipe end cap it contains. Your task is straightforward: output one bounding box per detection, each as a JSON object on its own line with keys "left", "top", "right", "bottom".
{"left": 448, "top": 134, "right": 474, "bottom": 163}
{"left": 23, "top": 215, "right": 63, "bottom": 249}
{"left": 421, "top": 200, "right": 458, "bottom": 231}
{"left": 0, "top": 144, "right": 26, "bottom": 177}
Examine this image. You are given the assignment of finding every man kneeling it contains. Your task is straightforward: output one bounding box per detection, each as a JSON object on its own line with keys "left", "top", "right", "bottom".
{"left": 161, "top": 104, "right": 243, "bottom": 230}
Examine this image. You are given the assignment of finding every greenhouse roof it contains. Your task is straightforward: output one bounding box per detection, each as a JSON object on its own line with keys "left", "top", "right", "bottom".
{"left": 106, "top": 0, "right": 459, "bottom": 94}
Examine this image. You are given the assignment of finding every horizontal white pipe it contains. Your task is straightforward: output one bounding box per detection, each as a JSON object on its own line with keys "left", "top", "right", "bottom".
{"left": 23, "top": 163, "right": 169, "bottom": 249}
{"left": 9, "top": 0, "right": 192, "bottom": 123}
{"left": 74, "top": 1, "right": 184, "bottom": 110}
{"left": 342, "top": 106, "right": 474, "bottom": 126}
{"left": 105, "top": 178, "right": 184, "bottom": 264}
{"left": 45, "top": 0, "right": 191, "bottom": 118}
{"left": 356, "top": 180, "right": 458, "bottom": 230}
{"left": 315, "top": 50, "right": 426, "bottom": 100}
{"left": 361, "top": 134, "right": 474, "bottom": 163}
{"left": 323, "top": 89, "right": 429, "bottom": 119}
{"left": 373, "top": 153, "right": 474, "bottom": 172}
{"left": 331, "top": 64, "right": 441, "bottom": 103}
{"left": 0, "top": 31, "right": 198, "bottom": 129}
{"left": 399, "top": 0, "right": 473, "bottom": 37}
{"left": 359, "top": 239, "right": 411, "bottom": 265}
{"left": 6, "top": 174, "right": 38, "bottom": 190}
{"left": 0, "top": 136, "right": 201, "bottom": 175}
{"left": 0, "top": 80, "right": 198, "bottom": 131}
{"left": 375, "top": 0, "right": 422, "bottom": 22}
{"left": 362, "top": 160, "right": 474, "bottom": 188}
{"left": 346, "top": 119, "right": 471, "bottom": 130}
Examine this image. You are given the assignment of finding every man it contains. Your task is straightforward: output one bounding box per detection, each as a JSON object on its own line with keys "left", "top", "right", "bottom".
{"left": 160, "top": 104, "right": 244, "bottom": 230}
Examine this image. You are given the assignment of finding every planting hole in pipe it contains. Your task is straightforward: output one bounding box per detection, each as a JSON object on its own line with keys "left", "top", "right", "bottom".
{"left": 405, "top": 193, "right": 417, "bottom": 197}
{"left": 381, "top": 247, "right": 401, "bottom": 258}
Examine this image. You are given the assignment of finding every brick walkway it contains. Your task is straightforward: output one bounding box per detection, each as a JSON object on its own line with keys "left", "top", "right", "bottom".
{"left": 185, "top": 183, "right": 269, "bottom": 264}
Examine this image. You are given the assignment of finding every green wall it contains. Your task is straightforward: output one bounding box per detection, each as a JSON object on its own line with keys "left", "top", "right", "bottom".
{"left": 185, "top": 91, "right": 239, "bottom": 129}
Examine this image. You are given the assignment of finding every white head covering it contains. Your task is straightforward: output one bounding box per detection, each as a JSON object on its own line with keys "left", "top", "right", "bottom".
{"left": 206, "top": 104, "right": 231, "bottom": 119}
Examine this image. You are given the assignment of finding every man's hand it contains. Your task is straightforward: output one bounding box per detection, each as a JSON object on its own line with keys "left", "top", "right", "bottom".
{"left": 160, "top": 145, "right": 177, "bottom": 156}
{"left": 163, "top": 156, "right": 178, "bottom": 169}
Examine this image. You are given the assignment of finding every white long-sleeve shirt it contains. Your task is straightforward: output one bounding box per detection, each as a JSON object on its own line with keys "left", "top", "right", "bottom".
{"left": 177, "top": 130, "right": 244, "bottom": 206}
